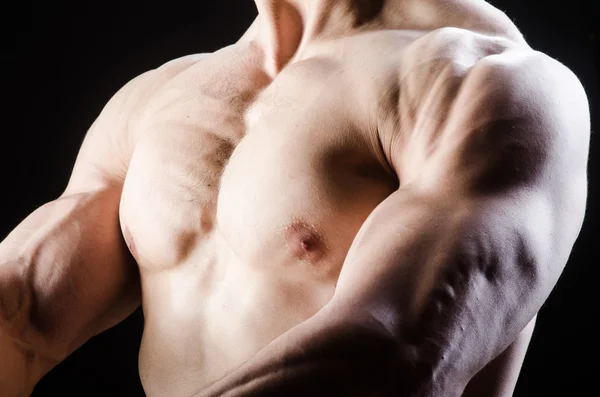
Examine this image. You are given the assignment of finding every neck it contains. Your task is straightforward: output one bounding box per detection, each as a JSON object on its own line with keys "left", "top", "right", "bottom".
{"left": 247, "top": 0, "right": 385, "bottom": 76}
{"left": 240, "top": 0, "right": 525, "bottom": 76}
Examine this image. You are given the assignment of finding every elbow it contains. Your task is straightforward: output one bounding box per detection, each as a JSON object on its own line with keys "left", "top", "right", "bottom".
{"left": 1, "top": 258, "right": 63, "bottom": 393}
{"left": 0, "top": 257, "right": 32, "bottom": 341}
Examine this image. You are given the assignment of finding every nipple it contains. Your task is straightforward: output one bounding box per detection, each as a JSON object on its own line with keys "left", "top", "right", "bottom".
{"left": 300, "top": 239, "right": 312, "bottom": 251}
{"left": 283, "top": 221, "right": 327, "bottom": 263}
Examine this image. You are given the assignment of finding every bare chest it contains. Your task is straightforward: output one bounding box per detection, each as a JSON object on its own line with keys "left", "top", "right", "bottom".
{"left": 120, "top": 29, "right": 508, "bottom": 273}
{"left": 118, "top": 29, "right": 517, "bottom": 395}
{"left": 119, "top": 43, "right": 400, "bottom": 277}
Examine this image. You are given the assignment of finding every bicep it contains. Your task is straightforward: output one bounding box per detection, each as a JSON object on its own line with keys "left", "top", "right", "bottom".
{"left": 330, "top": 174, "right": 577, "bottom": 395}
{"left": 341, "top": 48, "right": 590, "bottom": 323}
{"left": 331, "top": 50, "right": 589, "bottom": 391}
{"left": 0, "top": 187, "right": 140, "bottom": 361}
{"left": 0, "top": 70, "right": 159, "bottom": 359}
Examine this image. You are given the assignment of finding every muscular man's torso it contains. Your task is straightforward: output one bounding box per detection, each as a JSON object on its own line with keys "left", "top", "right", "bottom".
{"left": 113, "top": 2, "right": 533, "bottom": 395}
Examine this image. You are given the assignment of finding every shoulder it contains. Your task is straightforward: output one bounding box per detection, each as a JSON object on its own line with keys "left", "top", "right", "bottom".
{"left": 445, "top": 48, "right": 590, "bottom": 199}
{"left": 390, "top": 42, "right": 589, "bottom": 196}
{"left": 92, "top": 53, "right": 210, "bottom": 126}
{"left": 463, "top": 48, "right": 589, "bottom": 125}
{"left": 457, "top": 48, "right": 590, "bottom": 184}
{"left": 65, "top": 53, "right": 212, "bottom": 191}
{"left": 86, "top": 53, "right": 212, "bottom": 144}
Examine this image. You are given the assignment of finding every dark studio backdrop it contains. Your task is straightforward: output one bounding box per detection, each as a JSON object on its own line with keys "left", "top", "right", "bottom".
{"left": 2, "top": 1, "right": 598, "bottom": 396}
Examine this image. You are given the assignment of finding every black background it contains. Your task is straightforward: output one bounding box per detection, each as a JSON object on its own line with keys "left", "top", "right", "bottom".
{"left": 2, "top": 1, "right": 598, "bottom": 396}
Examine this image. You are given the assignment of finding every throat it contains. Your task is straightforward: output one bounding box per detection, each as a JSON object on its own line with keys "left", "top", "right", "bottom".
{"left": 252, "top": 0, "right": 385, "bottom": 75}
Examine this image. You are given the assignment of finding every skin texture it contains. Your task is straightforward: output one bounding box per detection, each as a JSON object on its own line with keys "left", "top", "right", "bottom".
{"left": 0, "top": 1, "right": 590, "bottom": 396}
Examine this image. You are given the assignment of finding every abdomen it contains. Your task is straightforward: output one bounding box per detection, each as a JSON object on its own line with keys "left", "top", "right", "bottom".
{"left": 137, "top": 230, "right": 339, "bottom": 397}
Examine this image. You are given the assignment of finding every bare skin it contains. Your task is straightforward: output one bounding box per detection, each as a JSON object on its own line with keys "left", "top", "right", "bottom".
{"left": 0, "top": 1, "right": 590, "bottom": 397}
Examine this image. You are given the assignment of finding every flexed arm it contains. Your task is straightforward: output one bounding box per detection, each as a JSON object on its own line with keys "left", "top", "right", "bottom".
{"left": 0, "top": 69, "right": 159, "bottom": 396}
{"left": 196, "top": 50, "right": 589, "bottom": 397}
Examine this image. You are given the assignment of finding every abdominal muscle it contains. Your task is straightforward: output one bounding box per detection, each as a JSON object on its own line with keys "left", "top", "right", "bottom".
{"left": 137, "top": 226, "right": 344, "bottom": 397}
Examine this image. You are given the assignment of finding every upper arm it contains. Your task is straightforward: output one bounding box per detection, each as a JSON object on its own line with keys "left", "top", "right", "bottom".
{"left": 0, "top": 69, "right": 161, "bottom": 362}
{"left": 394, "top": 47, "right": 589, "bottom": 197}
{"left": 331, "top": 49, "right": 589, "bottom": 391}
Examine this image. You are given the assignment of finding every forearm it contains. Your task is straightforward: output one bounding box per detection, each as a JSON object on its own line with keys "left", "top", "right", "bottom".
{"left": 196, "top": 304, "right": 403, "bottom": 397}
{"left": 0, "top": 328, "right": 56, "bottom": 397}
{"left": 0, "top": 190, "right": 140, "bottom": 397}
{"left": 0, "top": 190, "right": 139, "bottom": 357}
{"left": 0, "top": 330, "right": 29, "bottom": 397}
